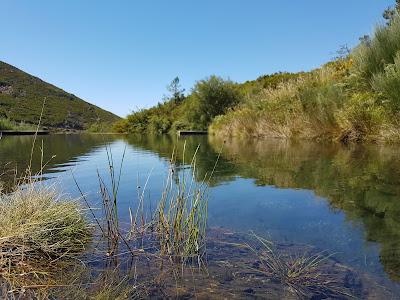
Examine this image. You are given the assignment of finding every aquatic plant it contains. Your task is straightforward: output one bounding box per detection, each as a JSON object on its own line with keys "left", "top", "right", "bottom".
{"left": 247, "top": 234, "right": 351, "bottom": 298}
{"left": 155, "top": 143, "right": 209, "bottom": 268}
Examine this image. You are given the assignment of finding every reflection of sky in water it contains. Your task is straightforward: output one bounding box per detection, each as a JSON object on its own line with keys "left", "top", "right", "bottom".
{"left": 209, "top": 179, "right": 382, "bottom": 274}
{"left": 1, "top": 135, "right": 398, "bottom": 286}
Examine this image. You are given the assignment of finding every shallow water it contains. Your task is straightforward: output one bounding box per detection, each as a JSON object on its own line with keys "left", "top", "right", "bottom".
{"left": 1, "top": 134, "right": 400, "bottom": 298}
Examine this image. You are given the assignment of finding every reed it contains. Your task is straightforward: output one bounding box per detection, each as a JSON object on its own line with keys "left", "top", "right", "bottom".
{"left": 155, "top": 143, "right": 209, "bottom": 268}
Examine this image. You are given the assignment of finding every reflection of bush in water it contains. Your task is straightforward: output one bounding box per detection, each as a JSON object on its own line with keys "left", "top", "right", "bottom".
{"left": 124, "top": 134, "right": 239, "bottom": 186}
{"left": 209, "top": 136, "right": 400, "bottom": 281}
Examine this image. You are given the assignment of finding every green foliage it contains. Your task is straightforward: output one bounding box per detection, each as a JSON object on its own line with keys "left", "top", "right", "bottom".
{"left": 190, "top": 76, "right": 242, "bottom": 127}
{"left": 240, "top": 72, "right": 304, "bottom": 96}
{"left": 148, "top": 115, "right": 171, "bottom": 134}
{"left": 372, "top": 52, "right": 400, "bottom": 110}
{"left": 86, "top": 122, "right": 113, "bottom": 133}
{"left": 211, "top": 11, "right": 400, "bottom": 143}
{"left": 0, "top": 118, "right": 15, "bottom": 130}
{"left": 112, "top": 119, "right": 129, "bottom": 133}
{"left": 0, "top": 117, "right": 36, "bottom": 131}
{"left": 119, "top": 8, "right": 400, "bottom": 142}
{"left": 351, "top": 14, "right": 400, "bottom": 88}
{"left": 383, "top": 0, "right": 400, "bottom": 24}
{"left": 166, "top": 76, "right": 185, "bottom": 103}
{"left": 0, "top": 61, "right": 120, "bottom": 131}
{"left": 211, "top": 66, "right": 347, "bottom": 139}
{"left": 120, "top": 75, "right": 242, "bottom": 134}
{"left": 336, "top": 92, "right": 388, "bottom": 141}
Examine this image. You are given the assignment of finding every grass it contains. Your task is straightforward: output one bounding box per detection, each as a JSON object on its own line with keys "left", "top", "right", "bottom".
{"left": 89, "top": 141, "right": 210, "bottom": 269}
{"left": 247, "top": 234, "right": 352, "bottom": 298}
{"left": 0, "top": 182, "right": 92, "bottom": 295}
{"left": 155, "top": 144, "right": 209, "bottom": 268}
{"left": 210, "top": 65, "right": 347, "bottom": 140}
{"left": 0, "top": 117, "right": 36, "bottom": 131}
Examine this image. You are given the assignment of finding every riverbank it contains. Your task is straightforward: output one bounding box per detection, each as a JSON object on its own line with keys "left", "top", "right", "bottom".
{"left": 115, "top": 11, "right": 400, "bottom": 144}
{"left": 0, "top": 130, "right": 49, "bottom": 136}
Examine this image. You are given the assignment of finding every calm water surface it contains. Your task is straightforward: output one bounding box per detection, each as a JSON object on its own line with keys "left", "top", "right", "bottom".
{"left": 1, "top": 134, "right": 400, "bottom": 297}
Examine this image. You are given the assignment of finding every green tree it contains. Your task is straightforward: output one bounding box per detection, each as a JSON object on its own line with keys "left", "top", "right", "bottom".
{"left": 166, "top": 76, "right": 185, "bottom": 103}
{"left": 190, "top": 76, "right": 242, "bottom": 128}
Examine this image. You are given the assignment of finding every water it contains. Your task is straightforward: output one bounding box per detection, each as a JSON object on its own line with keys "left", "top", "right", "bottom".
{"left": 1, "top": 134, "right": 400, "bottom": 298}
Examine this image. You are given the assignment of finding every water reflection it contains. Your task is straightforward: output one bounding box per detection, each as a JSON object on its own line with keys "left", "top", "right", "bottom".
{"left": 124, "top": 134, "right": 400, "bottom": 282}
{"left": 0, "top": 134, "right": 120, "bottom": 188}
{"left": 1, "top": 133, "right": 400, "bottom": 285}
{"left": 208, "top": 137, "right": 400, "bottom": 282}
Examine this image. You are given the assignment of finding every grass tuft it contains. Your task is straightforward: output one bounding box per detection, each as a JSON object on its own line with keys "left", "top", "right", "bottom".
{"left": 248, "top": 234, "right": 352, "bottom": 298}
{"left": 0, "top": 183, "right": 92, "bottom": 281}
{"left": 156, "top": 143, "right": 209, "bottom": 268}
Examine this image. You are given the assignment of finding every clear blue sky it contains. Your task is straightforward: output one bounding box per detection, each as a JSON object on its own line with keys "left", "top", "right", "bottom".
{"left": 0, "top": 0, "right": 394, "bottom": 117}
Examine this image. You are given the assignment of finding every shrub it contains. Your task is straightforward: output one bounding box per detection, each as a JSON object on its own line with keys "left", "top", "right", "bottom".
{"left": 372, "top": 52, "right": 400, "bottom": 110}
{"left": 125, "top": 109, "right": 150, "bottom": 133}
{"left": 112, "top": 119, "right": 129, "bottom": 133}
{"left": 190, "top": 76, "right": 242, "bottom": 127}
{"left": 0, "top": 117, "right": 15, "bottom": 130}
{"left": 148, "top": 115, "right": 171, "bottom": 134}
{"left": 336, "top": 92, "right": 387, "bottom": 141}
{"left": 351, "top": 14, "right": 400, "bottom": 87}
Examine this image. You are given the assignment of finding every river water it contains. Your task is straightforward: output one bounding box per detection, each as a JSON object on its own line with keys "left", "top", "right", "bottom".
{"left": 1, "top": 134, "right": 400, "bottom": 299}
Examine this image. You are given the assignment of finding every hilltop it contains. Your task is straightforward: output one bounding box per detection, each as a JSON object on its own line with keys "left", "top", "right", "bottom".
{"left": 0, "top": 61, "right": 120, "bottom": 131}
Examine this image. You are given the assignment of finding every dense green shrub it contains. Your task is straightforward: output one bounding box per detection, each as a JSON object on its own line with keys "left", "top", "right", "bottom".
{"left": 0, "top": 118, "right": 14, "bottom": 130}
{"left": 190, "top": 76, "right": 242, "bottom": 127}
{"left": 148, "top": 115, "right": 171, "bottom": 134}
{"left": 336, "top": 92, "right": 387, "bottom": 141}
{"left": 372, "top": 52, "right": 400, "bottom": 110}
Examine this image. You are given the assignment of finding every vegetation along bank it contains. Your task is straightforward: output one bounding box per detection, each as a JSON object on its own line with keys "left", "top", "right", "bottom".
{"left": 114, "top": 6, "right": 400, "bottom": 143}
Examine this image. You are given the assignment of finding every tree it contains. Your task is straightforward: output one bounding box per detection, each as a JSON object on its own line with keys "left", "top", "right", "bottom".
{"left": 190, "top": 75, "right": 242, "bottom": 127}
{"left": 166, "top": 77, "right": 185, "bottom": 103}
{"left": 383, "top": 0, "right": 400, "bottom": 24}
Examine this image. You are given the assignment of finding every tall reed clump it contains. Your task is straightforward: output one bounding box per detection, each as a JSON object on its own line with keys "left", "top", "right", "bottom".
{"left": 0, "top": 183, "right": 92, "bottom": 280}
{"left": 155, "top": 144, "right": 209, "bottom": 268}
{"left": 95, "top": 144, "right": 126, "bottom": 253}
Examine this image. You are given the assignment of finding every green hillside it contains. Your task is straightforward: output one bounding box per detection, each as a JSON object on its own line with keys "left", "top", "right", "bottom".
{"left": 0, "top": 61, "right": 120, "bottom": 131}
{"left": 116, "top": 4, "right": 400, "bottom": 143}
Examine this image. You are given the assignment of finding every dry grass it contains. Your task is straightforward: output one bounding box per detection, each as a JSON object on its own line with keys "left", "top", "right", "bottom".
{"left": 210, "top": 66, "right": 344, "bottom": 140}
{"left": 0, "top": 182, "right": 92, "bottom": 295}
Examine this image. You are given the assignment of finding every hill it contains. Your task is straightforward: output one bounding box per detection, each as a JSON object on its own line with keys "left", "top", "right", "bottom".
{"left": 116, "top": 5, "right": 400, "bottom": 143}
{"left": 0, "top": 61, "right": 120, "bottom": 131}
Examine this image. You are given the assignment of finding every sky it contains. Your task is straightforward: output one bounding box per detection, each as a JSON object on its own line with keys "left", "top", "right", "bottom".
{"left": 0, "top": 0, "right": 394, "bottom": 117}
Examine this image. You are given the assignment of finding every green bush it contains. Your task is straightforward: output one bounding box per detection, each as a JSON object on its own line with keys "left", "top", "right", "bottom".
{"left": 125, "top": 109, "right": 151, "bottom": 133}
{"left": 148, "top": 115, "right": 171, "bottom": 134}
{"left": 190, "top": 76, "right": 242, "bottom": 127}
{"left": 351, "top": 14, "right": 400, "bottom": 87}
{"left": 0, "top": 118, "right": 15, "bottom": 130}
{"left": 336, "top": 92, "right": 387, "bottom": 141}
{"left": 112, "top": 119, "right": 129, "bottom": 133}
{"left": 372, "top": 52, "right": 400, "bottom": 110}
